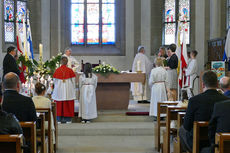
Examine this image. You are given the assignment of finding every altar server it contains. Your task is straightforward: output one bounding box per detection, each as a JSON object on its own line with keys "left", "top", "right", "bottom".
{"left": 185, "top": 50, "right": 198, "bottom": 98}
{"left": 52, "top": 56, "right": 76, "bottom": 123}
{"left": 131, "top": 46, "right": 153, "bottom": 103}
{"left": 79, "top": 63, "right": 98, "bottom": 123}
{"left": 63, "top": 47, "right": 80, "bottom": 72}
{"left": 149, "top": 58, "right": 168, "bottom": 117}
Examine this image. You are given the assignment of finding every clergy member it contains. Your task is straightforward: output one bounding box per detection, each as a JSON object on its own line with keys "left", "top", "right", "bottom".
{"left": 63, "top": 47, "right": 80, "bottom": 72}
{"left": 52, "top": 56, "right": 76, "bottom": 123}
{"left": 131, "top": 46, "right": 152, "bottom": 103}
{"left": 3, "top": 46, "right": 20, "bottom": 79}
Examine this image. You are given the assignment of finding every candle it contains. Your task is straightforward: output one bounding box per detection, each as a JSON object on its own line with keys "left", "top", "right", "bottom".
{"left": 39, "top": 44, "right": 43, "bottom": 58}
{"left": 30, "top": 77, "right": 33, "bottom": 82}
{"left": 137, "top": 60, "right": 141, "bottom": 72}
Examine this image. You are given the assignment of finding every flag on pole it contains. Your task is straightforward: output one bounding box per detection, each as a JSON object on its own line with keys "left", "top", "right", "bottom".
{"left": 178, "top": 27, "right": 188, "bottom": 88}
{"left": 16, "top": 21, "right": 24, "bottom": 54}
{"left": 26, "top": 12, "right": 34, "bottom": 59}
{"left": 223, "top": 28, "right": 230, "bottom": 71}
{"left": 22, "top": 15, "right": 28, "bottom": 60}
{"left": 176, "top": 21, "right": 182, "bottom": 74}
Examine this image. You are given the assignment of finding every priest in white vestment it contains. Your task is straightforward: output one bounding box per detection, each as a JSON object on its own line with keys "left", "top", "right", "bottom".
{"left": 63, "top": 47, "right": 81, "bottom": 72}
{"left": 185, "top": 50, "right": 198, "bottom": 98}
{"left": 131, "top": 46, "right": 153, "bottom": 102}
{"left": 52, "top": 56, "right": 76, "bottom": 123}
{"left": 78, "top": 63, "right": 98, "bottom": 123}
{"left": 149, "top": 58, "right": 168, "bottom": 117}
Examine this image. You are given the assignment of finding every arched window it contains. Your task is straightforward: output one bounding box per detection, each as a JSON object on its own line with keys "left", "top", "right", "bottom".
{"left": 163, "top": 0, "right": 190, "bottom": 45}
{"left": 4, "top": 0, "right": 27, "bottom": 43}
{"left": 71, "top": 0, "right": 115, "bottom": 45}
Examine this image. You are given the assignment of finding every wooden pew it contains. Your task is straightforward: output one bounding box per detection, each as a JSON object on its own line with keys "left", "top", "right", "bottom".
{"left": 0, "top": 134, "right": 24, "bottom": 153}
{"left": 52, "top": 102, "right": 58, "bottom": 152}
{"left": 36, "top": 108, "right": 53, "bottom": 153}
{"left": 20, "top": 121, "right": 37, "bottom": 153}
{"left": 156, "top": 101, "right": 179, "bottom": 151}
{"left": 193, "top": 121, "right": 209, "bottom": 153}
{"left": 163, "top": 105, "right": 187, "bottom": 153}
{"left": 173, "top": 112, "right": 186, "bottom": 153}
{"left": 37, "top": 113, "right": 47, "bottom": 153}
{"left": 215, "top": 133, "right": 230, "bottom": 153}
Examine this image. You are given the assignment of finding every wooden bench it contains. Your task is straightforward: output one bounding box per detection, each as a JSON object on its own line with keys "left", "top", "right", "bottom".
{"left": 36, "top": 108, "right": 53, "bottom": 153}
{"left": 156, "top": 101, "right": 179, "bottom": 151}
{"left": 215, "top": 133, "right": 230, "bottom": 153}
{"left": 0, "top": 134, "right": 24, "bottom": 153}
{"left": 37, "top": 113, "right": 47, "bottom": 153}
{"left": 52, "top": 102, "right": 58, "bottom": 152}
{"left": 193, "top": 121, "right": 209, "bottom": 153}
{"left": 173, "top": 112, "right": 186, "bottom": 153}
{"left": 20, "top": 121, "right": 37, "bottom": 153}
{"left": 163, "top": 105, "right": 187, "bottom": 153}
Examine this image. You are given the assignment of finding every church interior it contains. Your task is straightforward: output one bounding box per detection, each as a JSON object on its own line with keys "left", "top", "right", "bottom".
{"left": 0, "top": 0, "right": 230, "bottom": 153}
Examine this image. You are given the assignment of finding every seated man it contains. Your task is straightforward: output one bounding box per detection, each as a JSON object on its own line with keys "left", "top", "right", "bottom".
{"left": 2, "top": 72, "right": 37, "bottom": 122}
{"left": 179, "top": 71, "right": 229, "bottom": 152}
{"left": 0, "top": 104, "right": 23, "bottom": 134}
{"left": 219, "top": 76, "right": 230, "bottom": 97}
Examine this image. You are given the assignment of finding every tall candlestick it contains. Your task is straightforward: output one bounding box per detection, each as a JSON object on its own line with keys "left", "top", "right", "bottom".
{"left": 39, "top": 44, "right": 43, "bottom": 58}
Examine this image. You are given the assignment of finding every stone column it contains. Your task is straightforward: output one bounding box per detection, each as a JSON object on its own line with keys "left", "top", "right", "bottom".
{"left": 141, "top": 0, "right": 151, "bottom": 57}
{"left": 41, "top": 0, "right": 51, "bottom": 61}
{"left": 210, "top": 0, "right": 221, "bottom": 39}
{"left": 0, "top": 2, "right": 3, "bottom": 79}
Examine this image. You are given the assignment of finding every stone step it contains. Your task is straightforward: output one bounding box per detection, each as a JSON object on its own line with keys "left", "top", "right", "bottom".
{"left": 58, "top": 122, "right": 156, "bottom": 136}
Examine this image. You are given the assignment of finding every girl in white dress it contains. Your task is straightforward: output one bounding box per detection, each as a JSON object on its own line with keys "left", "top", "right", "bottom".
{"left": 149, "top": 58, "right": 168, "bottom": 117}
{"left": 79, "top": 63, "right": 98, "bottom": 123}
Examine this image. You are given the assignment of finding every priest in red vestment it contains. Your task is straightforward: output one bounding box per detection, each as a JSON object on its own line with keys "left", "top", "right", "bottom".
{"left": 52, "top": 56, "right": 76, "bottom": 123}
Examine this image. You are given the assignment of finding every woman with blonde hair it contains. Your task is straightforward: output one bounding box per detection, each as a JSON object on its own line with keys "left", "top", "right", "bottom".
{"left": 149, "top": 58, "right": 168, "bottom": 118}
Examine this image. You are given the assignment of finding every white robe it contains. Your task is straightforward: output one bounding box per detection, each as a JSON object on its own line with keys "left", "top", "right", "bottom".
{"left": 185, "top": 59, "right": 197, "bottom": 89}
{"left": 63, "top": 54, "right": 81, "bottom": 72}
{"left": 149, "top": 67, "right": 168, "bottom": 116}
{"left": 52, "top": 77, "right": 76, "bottom": 101}
{"left": 79, "top": 74, "right": 98, "bottom": 120}
{"left": 131, "top": 53, "right": 153, "bottom": 101}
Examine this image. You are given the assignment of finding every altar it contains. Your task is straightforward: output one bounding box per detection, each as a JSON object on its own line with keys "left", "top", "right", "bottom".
{"left": 76, "top": 73, "right": 146, "bottom": 110}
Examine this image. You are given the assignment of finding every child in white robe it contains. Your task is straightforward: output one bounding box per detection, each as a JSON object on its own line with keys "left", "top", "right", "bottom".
{"left": 79, "top": 63, "right": 98, "bottom": 123}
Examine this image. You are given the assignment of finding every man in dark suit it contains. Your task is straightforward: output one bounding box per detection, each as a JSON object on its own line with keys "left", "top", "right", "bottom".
{"left": 3, "top": 46, "right": 20, "bottom": 79}
{"left": 219, "top": 76, "right": 230, "bottom": 97}
{"left": 2, "top": 72, "right": 37, "bottom": 122}
{"left": 179, "top": 71, "right": 229, "bottom": 152}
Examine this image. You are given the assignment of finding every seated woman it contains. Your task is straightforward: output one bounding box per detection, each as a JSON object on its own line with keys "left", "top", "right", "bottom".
{"left": 79, "top": 63, "right": 98, "bottom": 123}
{"left": 149, "top": 58, "right": 168, "bottom": 119}
{"left": 32, "top": 82, "right": 55, "bottom": 144}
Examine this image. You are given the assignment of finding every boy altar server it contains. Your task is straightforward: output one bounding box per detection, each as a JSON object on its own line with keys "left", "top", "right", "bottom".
{"left": 52, "top": 56, "right": 76, "bottom": 123}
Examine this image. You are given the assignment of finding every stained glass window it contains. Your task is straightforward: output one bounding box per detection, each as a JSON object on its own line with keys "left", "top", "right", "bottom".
{"left": 163, "top": 0, "right": 190, "bottom": 45}
{"left": 71, "top": 0, "right": 116, "bottom": 45}
{"left": 4, "top": 0, "right": 27, "bottom": 43}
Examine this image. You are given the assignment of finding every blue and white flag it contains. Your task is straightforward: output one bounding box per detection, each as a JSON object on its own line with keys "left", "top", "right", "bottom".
{"left": 27, "top": 17, "right": 34, "bottom": 59}
{"left": 223, "top": 29, "right": 230, "bottom": 70}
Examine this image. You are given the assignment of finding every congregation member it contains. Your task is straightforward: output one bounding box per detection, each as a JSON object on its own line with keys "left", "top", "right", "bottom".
{"left": 131, "top": 46, "right": 152, "bottom": 103}
{"left": 63, "top": 47, "right": 80, "bottom": 72}
{"left": 149, "top": 58, "right": 168, "bottom": 118}
{"left": 33, "top": 82, "right": 55, "bottom": 144}
{"left": 79, "top": 63, "right": 98, "bottom": 123}
{"left": 157, "top": 46, "right": 168, "bottom": 59}
{"left": 2, "top": 46, "right": 20, "bottom": 79}
{"left": 165, "top": 44, "right": 178, "bottom": 100}
{"left": 219, "top": 76, "right": 230, "bottom": 97}
{"left": 185, "top": 50, "right": 198, "bottom": 98}
{"left": 52, "top": 56, "right": 76, "bottom": 123}
{"left": 2, "top": 72, "right": 37, "bottom": 122}
{"left": 179, "top": 71, "right": 229, "bottom": 152}
{"left": 200, "top": 99, "right": 230, "bottom": 153}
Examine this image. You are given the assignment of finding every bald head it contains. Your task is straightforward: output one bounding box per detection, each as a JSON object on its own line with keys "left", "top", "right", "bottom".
{"left": 220, "top": 76, "right": 230, "bottom": 91}
{"left": 3, "top": 72, "right": 19, "bottom": 90}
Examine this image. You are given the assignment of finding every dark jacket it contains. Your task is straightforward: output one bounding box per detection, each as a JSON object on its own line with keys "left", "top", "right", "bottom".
{"left": 0, "top": 110, "right": 23, "bottom": 134}
{"left": 167, "top": 54, "right": 178, "bottom": 69}
{"left": 2, "top": 90, "right": 37, "bottom": 122}
{"left": 183, "top": 89, "right": 229, "bottom": 148}
{"left": 209, "top": 100, "right": 230, "bottom": 144}
{"left": 3, "top": 53, "right": 20, "bottom": 78}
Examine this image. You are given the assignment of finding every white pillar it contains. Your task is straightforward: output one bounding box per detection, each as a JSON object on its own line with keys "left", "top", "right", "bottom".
{"left": 41, "top": 0, "right": 51, "bottom": 61}
{"left": 141, "top": 0, "right": 151, "bottom": 56}
{"left": 210, "top": 0, "right": 221, "bottom": 39}
{"left": 0, "top": 2, "right": 3, "bottom": 79}
{"left": 57, "top": 0, "right": 61, "bottom": 52}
